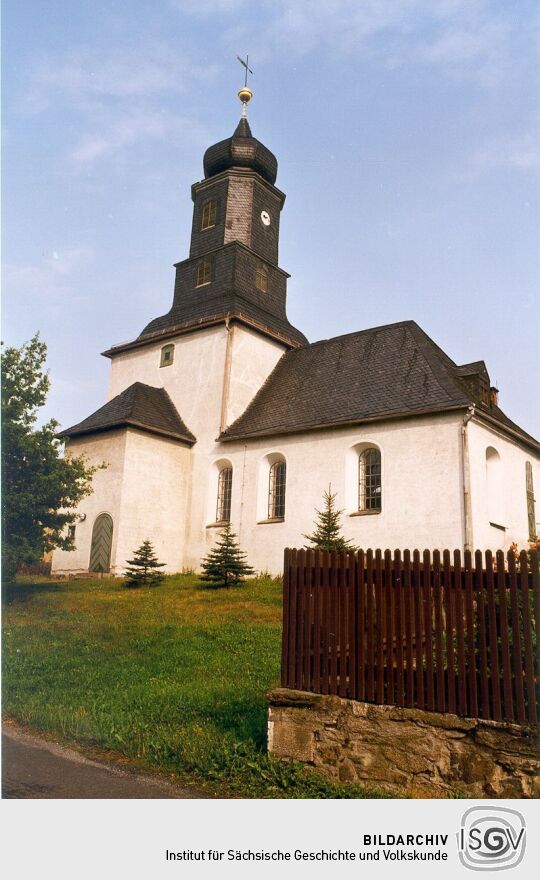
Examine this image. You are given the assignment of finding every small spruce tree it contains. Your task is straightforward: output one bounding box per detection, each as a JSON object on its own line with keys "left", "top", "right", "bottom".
{"left": 304, "top": 487, "right": 355, "bottom": 552}
{"left": 124, "top": 540, "right": 165, "bottom": 587}
{"left": 200, "top": 522, "right": 254, "bottom": 588}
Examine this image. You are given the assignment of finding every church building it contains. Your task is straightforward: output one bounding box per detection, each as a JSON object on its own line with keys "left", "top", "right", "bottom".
{"left": 52, "top": 88, "right": 539, "bottom": 576}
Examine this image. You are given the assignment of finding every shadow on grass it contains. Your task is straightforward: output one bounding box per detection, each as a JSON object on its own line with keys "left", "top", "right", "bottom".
{"left": 203, "top": 697, "right": 269, "bottom": 749}
{"left": 2, "top": 580, "right": 66, "bottom": 604}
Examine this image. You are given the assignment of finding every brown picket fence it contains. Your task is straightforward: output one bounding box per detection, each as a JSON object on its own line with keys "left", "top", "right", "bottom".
{"left": 281, "top": 548, "right": 539, "bottom": 726}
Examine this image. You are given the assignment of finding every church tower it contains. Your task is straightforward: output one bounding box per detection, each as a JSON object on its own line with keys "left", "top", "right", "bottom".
{"left": 52, "top": 84, "right": 307, "bottom": 575}
{"left": 116, "top": 89, "right": 306, "bottom": 352}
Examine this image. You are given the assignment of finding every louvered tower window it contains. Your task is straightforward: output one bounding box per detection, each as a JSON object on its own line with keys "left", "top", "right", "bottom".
{"left": 196, "top": 260, "right": 212, "bottom": 287}
{"left": 255, "top": 265, "right": 268, "bottom": 293}
{"left": 268, "top": 460, "right": 286, "bottom": 519}
{"left": 358, "top": 447, "right": 382, "bottom": 511}
{"left": 201, "top": 200, "right": 217, "bottom": 230}
{"left": 526, "top": 461, "right": 537, "bottom": 540}
{"left": 216, "top": 467, "right": 232, "bottom": 523}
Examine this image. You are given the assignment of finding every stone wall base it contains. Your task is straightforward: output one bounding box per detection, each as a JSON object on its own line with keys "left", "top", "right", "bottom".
{"left": 268, "top": 688, "right": 540, "bottom": 798}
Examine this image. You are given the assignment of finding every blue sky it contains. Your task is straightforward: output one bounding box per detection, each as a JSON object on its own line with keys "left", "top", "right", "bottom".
{"left": 3, "top": 0, "right": 539, "bottom": 436}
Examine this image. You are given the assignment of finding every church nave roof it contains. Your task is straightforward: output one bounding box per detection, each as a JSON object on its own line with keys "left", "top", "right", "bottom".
{"left": 220, "top": 320, "right": 539, "bottom": 451}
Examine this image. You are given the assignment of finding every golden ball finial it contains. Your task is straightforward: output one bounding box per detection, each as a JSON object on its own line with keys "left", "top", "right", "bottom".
{"left": 238, "top": 86, "right": 253, "bottom": 106}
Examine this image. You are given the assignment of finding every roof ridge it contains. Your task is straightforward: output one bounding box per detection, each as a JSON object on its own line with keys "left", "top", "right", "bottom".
{"left": 308, "top": 319, "right": 417, "bottom": 349}
{"left": 404, "top": 322, "right": 471, "bottom": 404}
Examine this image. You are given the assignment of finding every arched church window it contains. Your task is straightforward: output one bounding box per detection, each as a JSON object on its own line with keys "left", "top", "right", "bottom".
{"left": 358, "top": 447, "right": 381, "bottom": 511}
{"left": 160, "top": 344, "right": 174, "bottom": 367}
{"left": 268, "top": 460, "right": 286, "bottom": 520}
{"left": 216, "top": 466, "right": 232, "bottom": 523}
{"left": 486, "top": 446, "right": 504, "bottom": 527}
{"left": 255, "top": 264, "right": 268, "bottom": 293}
{"left": 201, "top": 200, "right": 217, "bottom": 231}
{"left": 196, "top": 259, "right": 212, "bottom": 287}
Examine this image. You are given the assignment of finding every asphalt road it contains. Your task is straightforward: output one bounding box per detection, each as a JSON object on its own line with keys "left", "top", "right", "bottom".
{"left": 2, "top": 724, "right": 212, "bottom": 799}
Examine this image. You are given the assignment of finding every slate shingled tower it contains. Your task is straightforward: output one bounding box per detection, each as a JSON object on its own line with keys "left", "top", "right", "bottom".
{"left": 107, "top": 110, "right": 307, "bottom": 356}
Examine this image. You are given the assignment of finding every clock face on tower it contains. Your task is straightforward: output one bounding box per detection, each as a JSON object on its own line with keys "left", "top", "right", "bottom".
{"left": 260, "top": 210, "right": 271, "bottom": 227}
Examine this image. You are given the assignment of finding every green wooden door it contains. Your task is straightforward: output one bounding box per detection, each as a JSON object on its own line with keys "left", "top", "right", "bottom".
{"left": 89, "top": 513, "right": 113, "bottom": 573}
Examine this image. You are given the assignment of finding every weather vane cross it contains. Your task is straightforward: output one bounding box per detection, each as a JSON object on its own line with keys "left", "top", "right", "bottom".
{"left": 237, "top": 54, "right": 253, "bottom": 88}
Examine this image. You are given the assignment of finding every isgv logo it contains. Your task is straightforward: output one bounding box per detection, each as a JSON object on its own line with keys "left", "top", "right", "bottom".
{"left": 458, "top": 806, "right": 526, "bottom": 871}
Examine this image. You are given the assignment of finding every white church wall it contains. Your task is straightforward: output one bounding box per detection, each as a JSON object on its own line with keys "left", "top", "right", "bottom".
{"left": 52, "top": 428, "right": 191, "bottom": 575}
{"left": 107, "top": 322, "right": 286, "bottom": 442}
{"left": 225, "top": 325, "right": 286, "bottom": 426}
{"left": 51, "top": 430, "right": 128, "bottom": 574}
{"left": 183, "top": 412, "right": 465, "bottom": 575}
{"left": 108, "top": 326, "right": 228, "bottom": 438}
{"left": 468, "top": 418, "right": 539, "bottom": 552}
{"left": 113, "top": 428, "right": 191, "bottom": 573}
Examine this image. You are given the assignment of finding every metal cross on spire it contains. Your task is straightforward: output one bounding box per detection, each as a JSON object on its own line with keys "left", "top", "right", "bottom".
{"left": 236, "top": 55, "right": 254, "bottom": 118}
{"left": 237, "top": 54, "right": 253, "bottom": 87}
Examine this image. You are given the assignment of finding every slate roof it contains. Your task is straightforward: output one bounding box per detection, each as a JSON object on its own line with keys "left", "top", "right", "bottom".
{"left": 203, "top": 117, "right": 278, "bottom": 185}
{"left": 133, "top": 290, "right": 308, "bottom": 350}
{"left": 59, "top": 382, "right": 196, "bottom": 445}
{"left": 220, "top": 320, "right": 539, "bottom": 450}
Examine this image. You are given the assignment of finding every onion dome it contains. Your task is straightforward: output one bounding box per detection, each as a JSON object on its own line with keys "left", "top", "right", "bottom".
{"left": 203, "top": 116, "right": 278, "bottom": 185}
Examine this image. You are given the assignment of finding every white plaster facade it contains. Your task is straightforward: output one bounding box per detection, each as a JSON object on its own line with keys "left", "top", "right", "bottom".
{"left": 51, "top": 112, "right": 539, "bottom": 577}
{"left": 52, "top": 322, "right": 539, "bottom": 576}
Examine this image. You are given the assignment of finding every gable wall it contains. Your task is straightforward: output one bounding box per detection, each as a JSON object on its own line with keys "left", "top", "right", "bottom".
{"left": 225, "top": 325, "right": 287, "bottom": 427}
{"left": 107, "top": 323, "right": 287, "bottom": 443}
{"left": 114, "top": 428, "right": 191, "bottom": 572}
{"left": 52, "top": 428, "right": 192, "bottom": 575}
{"left": 468, "top": 419, "right": 539, "bottom": 551}
{"left": 51, "top": 430, "right": 128, "bottom": 574}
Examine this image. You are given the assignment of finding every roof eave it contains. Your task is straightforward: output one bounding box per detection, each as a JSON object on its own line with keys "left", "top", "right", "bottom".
{"left": 58, "top": 420, "right": 196, "bottom": 446}
{"left": 219, "top": 403, "right": 540, "bottom": 453}
{"left": 472, "top": 410, "right": 540, "bottom": 455}
{"left": 102, "top": 313, "right": 305, "bottom": 358}
{"left": 218, "top": 403, "right": 469, "bottom": 443}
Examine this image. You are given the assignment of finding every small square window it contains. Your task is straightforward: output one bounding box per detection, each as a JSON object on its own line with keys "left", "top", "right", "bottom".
{"left": 160, "top": 344, "right": 174, "bottom": 367}
{"left": 67, "top": 525, "right": 76, "bottom": 541}
{"left": 201, "top": 201, "right": 217, "bottom": 230}
{"left": 196, "top": 260, "right": 212, "bottom": 287}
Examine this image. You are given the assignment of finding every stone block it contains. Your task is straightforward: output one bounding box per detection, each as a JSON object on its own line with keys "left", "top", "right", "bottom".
{"left": 267, "top": 691, "right": 540, "bottom": 798}
{"left": 269, "top": 717, "right": 314, "bottom": 762}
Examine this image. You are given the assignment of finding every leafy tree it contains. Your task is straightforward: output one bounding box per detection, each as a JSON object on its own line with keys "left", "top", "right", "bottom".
{"left": 1, "top": 335, "right": 99, "bottom": 580}
{"left": 200, "top": 522, "right": 254, "bottom": 588}
{"left": 304, "top": 487, "right": 355, "bottom": 552}
{"left": 124, "top": 540, "right": 165, "bottom": 587}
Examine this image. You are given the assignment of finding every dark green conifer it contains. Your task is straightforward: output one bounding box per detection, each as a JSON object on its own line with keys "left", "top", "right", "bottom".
{"left": 124, "top": 540, "right": 165, "bottom": 587}
{"left": 200, "top": 522, "right": 254, "bottom": 588}
{"left": 304, "top": 487, "right": 354, "bottom": 552}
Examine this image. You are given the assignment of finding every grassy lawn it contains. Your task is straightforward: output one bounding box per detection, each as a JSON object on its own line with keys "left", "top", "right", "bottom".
{"left": 2, "top": 574, "right": 387, "bottom": 798}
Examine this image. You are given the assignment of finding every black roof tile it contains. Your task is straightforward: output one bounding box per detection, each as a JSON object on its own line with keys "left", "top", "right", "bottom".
{"left": 220, "top": 320, "right": 539, "bottom": 450}
{"left": 58, "top": 382, "right": 196, "bottom": 445}
{"left": 203, "top": 116, "right": 278, "bottom": 184}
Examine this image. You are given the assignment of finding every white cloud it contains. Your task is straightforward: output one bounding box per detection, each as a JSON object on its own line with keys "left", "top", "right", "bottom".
{"left": 23, "top": 41, "right": 216, "bottom": 168}
{"left": 182, "top": 0, "right": 524, "bottom": 85}
{"left": 27, "top": 42, "right": 208, "bottom": 110}
{"left": 469, "top": 133, "right": 540, "bottom": 174}
{"left": 170, "top": 0, "right": 247, "bottom": 15}
{"left": 2, "top": 246, "right": 93, "bottom": 300}
{"left": 71, "top": 107, "right": 178, "bottom": 164}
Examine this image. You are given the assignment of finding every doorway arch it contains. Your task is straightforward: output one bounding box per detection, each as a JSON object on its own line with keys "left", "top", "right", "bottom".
{"left": 89, "top": 513, "right": 113, "bottom": 573}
